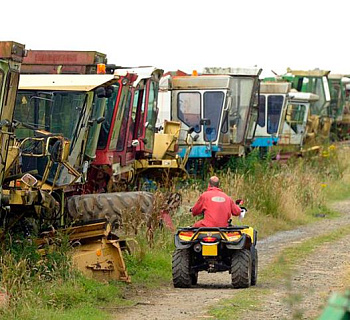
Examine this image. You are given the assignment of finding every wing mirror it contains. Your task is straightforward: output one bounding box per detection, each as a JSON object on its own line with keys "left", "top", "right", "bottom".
{"left": 187, "top": 127, "right": 195, "bottom": 134}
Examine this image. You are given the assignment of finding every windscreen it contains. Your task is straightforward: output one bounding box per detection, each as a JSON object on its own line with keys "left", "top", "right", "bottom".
{"left": 226, "top": 78, "right": 254, "bottom": 143}
{"left": 267, "top": 95, "right": 284, "bottom": 134}
{"left": 15, "top": 91, "right": 86, "bottom": 140}
{"left": 97, "top": 84, "right": 120, "bottom": 149}
{"left": 14, "top": 90, "right": 87, "bottom": 181}
{"left": 85, "top": 96, "right": 107, "bottom": 159}
{"left": 116, "top": 92, "right": 132, "bottom": 152}
{"left": 283, "top": 103, "right": 307, "bottom": 135}
{"left": 203, "top": 91, "right": 224, "bottom": 142}
{"left": 257, "top": 95, "right": 266, "bottom": 127}
{"left": 144, "top": 81, "right": 158, "bottom": 150}
{"left": 177, "top": 92, "right": 201, "bottom": 133}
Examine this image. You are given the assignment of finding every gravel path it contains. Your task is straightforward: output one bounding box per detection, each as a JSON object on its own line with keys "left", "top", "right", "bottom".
{"left": 113, "top": 200, "right": 350, "bottom": 320}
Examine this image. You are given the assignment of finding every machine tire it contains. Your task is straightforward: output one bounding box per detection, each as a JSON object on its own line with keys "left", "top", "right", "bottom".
{"left": 251, "top": 246, "right": 258, "bottom": 286}
{"left": 172, "top": 249, "right": 191, "bottom": 288}
{"left": 67, "top": 191, "right": 154, "bottom": 230}
{"left": 191, "top": 272, "right": 198, "bottom": 285}
{"left": 231, "top": 249, "right": 252, "bottom": 288}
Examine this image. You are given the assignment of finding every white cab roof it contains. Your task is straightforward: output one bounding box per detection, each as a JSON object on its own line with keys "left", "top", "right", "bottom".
{"left": 289, "top": 91, "right": 319, "bottom": 102}
{"left": 115, "top": 66, "right": 163, "bottom": 86}
{"left": 203, "top": 67, "right": 262, "bottom": 76}
{"left": 19, "top": 74, "right": 117, "bottom": 91}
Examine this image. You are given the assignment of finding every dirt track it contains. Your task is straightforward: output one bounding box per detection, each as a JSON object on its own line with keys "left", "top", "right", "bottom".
{"left": 113, "top": 200, "right": 350, "bottom": 320}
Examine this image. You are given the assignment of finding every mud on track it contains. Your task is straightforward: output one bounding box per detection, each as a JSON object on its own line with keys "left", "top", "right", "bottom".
{"left": 113, "top": 200, "right": 350, "bottom": 320}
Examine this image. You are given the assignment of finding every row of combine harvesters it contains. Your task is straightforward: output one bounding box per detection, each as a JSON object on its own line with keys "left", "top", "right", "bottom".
{"left": 0, "top": 41, "right": 348, "bottom": 282}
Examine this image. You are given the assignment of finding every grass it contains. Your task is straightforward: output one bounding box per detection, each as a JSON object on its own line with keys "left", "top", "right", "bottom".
{"left": 209, "top": 225, "right": 350, "bottom": 319}
{"left": 1, "top": 145, "right": 349, "bottom": 318}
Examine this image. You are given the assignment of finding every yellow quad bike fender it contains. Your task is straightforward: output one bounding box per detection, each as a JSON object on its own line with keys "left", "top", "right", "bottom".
{"left": 174, "top": 226, "right": 257, "bottom": 250}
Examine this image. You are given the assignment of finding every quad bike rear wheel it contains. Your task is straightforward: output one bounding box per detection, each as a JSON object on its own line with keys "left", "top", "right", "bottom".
{"left": 172, "top": 249, "right": 191, "bottom": 288}
{"left": 251, "top": 246, "right": 258, "bottom": 286}
{"left": 191, "top": 272, "right": 198, "bottom": 285}
{"left": 231, "top": 249, "right": 252, "bottom": 288}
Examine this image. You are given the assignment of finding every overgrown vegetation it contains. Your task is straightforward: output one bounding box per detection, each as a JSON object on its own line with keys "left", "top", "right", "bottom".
{"left": 209, "top": 225, "right": 350, "bottom": 319}
{"left": 0, "top": 145, "right": 348, "bottom": 318}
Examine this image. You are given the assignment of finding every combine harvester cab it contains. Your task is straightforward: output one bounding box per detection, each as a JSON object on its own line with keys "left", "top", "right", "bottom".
{"left": 12, "top": 73, "right": 122, "bottom": 194}
{"left": 277, "top": 91, "right": 320, "bottom": 158}
{"left": 88, "top": 66, "right": 163, "bottom": 191}
{"left": 284, "top": 68, "right": 332, "bottom": 142}
{"left": 252, "top": 82, "right": 291, "bottom": 151}
{"left": 328, "top": 74, "right": 350, "bottom": 140}
{"left": 158, "top": 67, "right": 261, "bottom": 173}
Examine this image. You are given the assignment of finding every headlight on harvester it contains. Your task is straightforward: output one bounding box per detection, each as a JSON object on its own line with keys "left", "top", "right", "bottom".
{"left": 224, "top": 232, "right": 242, "bottom": 242}
{"left": 178, "top": 231, "right": 195, "bottom": 241}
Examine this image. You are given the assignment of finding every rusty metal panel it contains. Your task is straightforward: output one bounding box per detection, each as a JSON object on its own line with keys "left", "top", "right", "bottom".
{"left": 0, "top": 41, "right": 26, "bottom": 62}
{"left": 23, "top": 50, "right": 106, "bottom": 65}
{"left": 21, "top": 50, "right": 107, "bottom": 74}
{"left": 21, "top": 64, "right": 99, "bottom": 74}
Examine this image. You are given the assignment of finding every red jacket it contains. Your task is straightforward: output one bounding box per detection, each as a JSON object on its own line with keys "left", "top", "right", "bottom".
{"left": 192, "top": 186, "right": 241, "bottom": 228}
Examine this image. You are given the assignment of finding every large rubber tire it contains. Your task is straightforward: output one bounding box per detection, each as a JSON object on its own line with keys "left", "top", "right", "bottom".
{"left": 231, "top": 249, "right": 252, "bottom": 289}
{"left": 67, "top": 191, "right": 154, "bottom": 230}
{"left": 172, "top": 249, "right": 191, "bottom": 288}
{"left": 251, "top": 247, "right": 258, "bottom": 286}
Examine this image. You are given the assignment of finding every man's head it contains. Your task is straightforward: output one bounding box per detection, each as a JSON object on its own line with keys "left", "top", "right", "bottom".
{"left": 208, "top": 176, "right": 220, "bottom": 188}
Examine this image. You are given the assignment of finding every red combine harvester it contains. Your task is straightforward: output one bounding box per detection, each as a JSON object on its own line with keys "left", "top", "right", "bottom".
{"left": 87, "top": 66, "right": 163, "bottom": 193}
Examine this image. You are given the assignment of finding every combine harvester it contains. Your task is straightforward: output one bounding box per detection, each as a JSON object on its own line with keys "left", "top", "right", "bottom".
{"left": 252, "top": 81, "right": 321, "bottom": 159}
{"left": 252, "top": 82, "right": 291, "bottom": 151}
{"left": 328, "top": 74, "right": 350, "bottom": 140}
{"left": 157, "top": 67, "right": 261, "bottom": 174}
{"left": 279, "top": 68, "right": 332, "bottom": 144}
{"left": 260, "top": 68, "right": 334, "bottom": 159}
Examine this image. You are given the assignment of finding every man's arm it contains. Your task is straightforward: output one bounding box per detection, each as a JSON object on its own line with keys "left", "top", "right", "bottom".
{"left": 192, "top": 195, "right": 205, "bottom": 216}
{"left": 230, "top": 199, "right": 242, "bottom": 216}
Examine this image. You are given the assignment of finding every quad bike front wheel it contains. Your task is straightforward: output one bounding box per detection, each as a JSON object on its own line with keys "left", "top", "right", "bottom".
{"left": 172, "top": 249, "right": 191, "bottom": 288}
{"left": 231, "top": 249, "right": 252, "bottom": 288}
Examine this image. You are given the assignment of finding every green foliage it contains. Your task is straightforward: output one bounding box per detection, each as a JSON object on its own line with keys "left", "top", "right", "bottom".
{"left": 0, "top": 146, "right": 348, "bottom": 319}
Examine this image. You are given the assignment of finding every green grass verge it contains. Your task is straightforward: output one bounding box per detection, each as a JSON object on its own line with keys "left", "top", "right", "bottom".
{"left": 0, "top": 275, "right": 130, "bottom": 320}
{"left": 209, "top": 225, "right": 350, "bottom": 319}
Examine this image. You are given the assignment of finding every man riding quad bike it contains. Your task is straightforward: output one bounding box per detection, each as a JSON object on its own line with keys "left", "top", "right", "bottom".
{"left": 172, "top": 176, "right": 258, "bottom": 288}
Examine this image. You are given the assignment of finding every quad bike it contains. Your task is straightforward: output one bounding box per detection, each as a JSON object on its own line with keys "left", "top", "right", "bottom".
{"left": 172, "top": 207, "right": 258, "bottom": 288}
